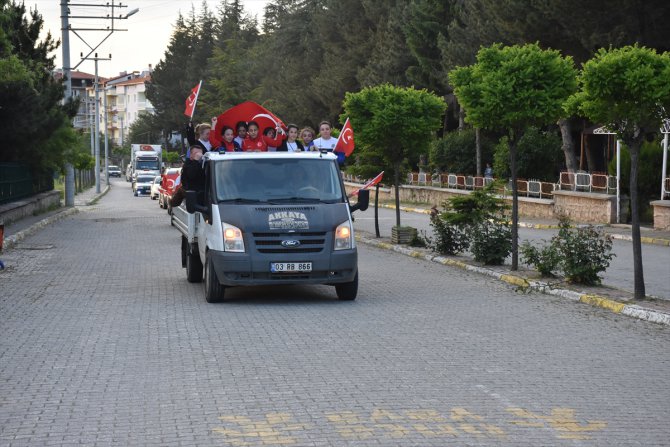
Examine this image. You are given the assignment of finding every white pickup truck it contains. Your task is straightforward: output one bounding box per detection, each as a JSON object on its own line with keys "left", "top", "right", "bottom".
{"left": 172, "top": 151, "right": 369, "bottom": 303}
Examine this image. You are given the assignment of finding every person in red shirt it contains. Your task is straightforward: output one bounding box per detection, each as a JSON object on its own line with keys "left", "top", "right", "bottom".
{"left": 263, "top": 126, "right": 286, "bottom": 151}
{"left": 216, "top": 126, "right": 242, "bottom": 152}
{"left": 241, "top": 121, "right": 267, "bottom": 151}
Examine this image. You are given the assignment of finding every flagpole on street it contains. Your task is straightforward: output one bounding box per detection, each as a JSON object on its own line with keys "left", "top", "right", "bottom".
{"left": 190, "top": 80, "right": 203, "bottom": 119}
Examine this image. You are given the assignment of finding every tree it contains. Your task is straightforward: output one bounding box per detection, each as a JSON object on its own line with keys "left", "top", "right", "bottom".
{"left": 0, "top": 0, "right": 77, "bottom": 172}
{"left": 342, "top": 84, "right": 445, "bottom": 228}
{"left": 450, "top": 43, "right": 577, "bottom": 270}
{"left": 568, "top": 45, "right": 670, "bottom": 299}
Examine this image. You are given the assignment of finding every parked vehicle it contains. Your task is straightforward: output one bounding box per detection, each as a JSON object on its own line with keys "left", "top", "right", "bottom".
{"left": 133, "top": 174, "right": 155, "bottom": 197}
{"left": 108, "top": 165, "right": 122, "bottom": 177}
{"left": 158, "top": 167, "right": 181, "bottom": 212}
{"left": 171, "top": 152, "right": 369, "bottom": 303}
{"left": 150, "top": 176, "right": 162, "bottom": 200}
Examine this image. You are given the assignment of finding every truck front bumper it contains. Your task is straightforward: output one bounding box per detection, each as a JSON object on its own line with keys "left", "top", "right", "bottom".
{"left": 209, "top": 249, "right": 357, "bottom": 287}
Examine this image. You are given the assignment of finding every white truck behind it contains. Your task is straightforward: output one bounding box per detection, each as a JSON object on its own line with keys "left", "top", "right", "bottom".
{"left": 130, "top": 144, "right": 163, "bottom": 180}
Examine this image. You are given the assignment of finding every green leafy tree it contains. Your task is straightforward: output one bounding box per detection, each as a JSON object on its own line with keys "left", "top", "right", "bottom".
{"left": 493, "top": 126, "right": 563, "bottom": 181}
{"left": 128, "top": 113, "right": 162, "bottom": 144}
{"left": 568, "top": 45, "right": 670, "bottom": 299}
{"left": 450, "top": 43, "right": 577, "bottom": 270}
{"left": 0, "top": 0, "right": 77, "bottom": 173}
{"left": 430, "top": 128, "right": 494, "bottom": 174}
{"left": 342, "top": 84, "right": 445, "bottom": 228}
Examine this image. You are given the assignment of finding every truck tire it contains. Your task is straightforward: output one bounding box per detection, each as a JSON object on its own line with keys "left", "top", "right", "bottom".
{"left": 181, "top": 236, "right": 188, "bottom": 268}
{"left": 335, "top": 272, "right": 358, "bottom": 301}
{"left": 204, "top": 254, "right": 226, "bottom": 303}
{"left": 186, "top": 243, "right": 203, "bottom": 283}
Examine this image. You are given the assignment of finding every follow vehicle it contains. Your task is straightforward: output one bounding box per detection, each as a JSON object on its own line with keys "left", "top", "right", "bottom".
{"left": 172, "top": 151, "right": 369, "bottom": 303}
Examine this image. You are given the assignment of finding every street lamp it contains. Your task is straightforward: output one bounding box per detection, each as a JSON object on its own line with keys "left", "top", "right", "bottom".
{"left": 124, "top": 8, "right": 139, "bottom": 18}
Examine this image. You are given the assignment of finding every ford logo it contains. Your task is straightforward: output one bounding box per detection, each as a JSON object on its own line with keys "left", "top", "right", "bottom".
{"left": 281, "top": 240, "right": 301, "bottom": 248}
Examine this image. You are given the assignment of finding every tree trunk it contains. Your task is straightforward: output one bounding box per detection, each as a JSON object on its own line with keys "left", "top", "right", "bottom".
{"left": 558, "top": 118, "right": 578, "bottom": 173}
{"left": 394, "top": 164, "right": 401, "bottom": 228}
{"left": 584, "top": 136, "right": 596, "bottom": 172}
{"left": 458, "top": 106, "right": 465, "bottom": 131}
{"left": 510, "top": 134, "right": 520, "bottom": 270}
{"left": 475, "top": 127, "right": 482, "bottom": 176}
{"left": 374, "top": 183, "right": 380, "bottom": 238}
{"left": 629, "top": 142, "right": 646, "bottom": 299}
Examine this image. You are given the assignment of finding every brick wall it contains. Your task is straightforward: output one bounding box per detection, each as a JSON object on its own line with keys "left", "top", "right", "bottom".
{"left": 651, "top": 200, "right": 670, "bottom": 230}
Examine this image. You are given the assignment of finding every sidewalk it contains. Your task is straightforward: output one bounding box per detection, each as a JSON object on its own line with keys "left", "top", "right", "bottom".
{"left": 1, "top": 184, "right": 110, "bottom": 252}
{"left": 378, "top": 202, "right": 670, "bottom": 247}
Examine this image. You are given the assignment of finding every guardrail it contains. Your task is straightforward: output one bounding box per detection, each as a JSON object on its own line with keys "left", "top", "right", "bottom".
{"left": 558, "top": 171, "right": 617, "bottom": 194}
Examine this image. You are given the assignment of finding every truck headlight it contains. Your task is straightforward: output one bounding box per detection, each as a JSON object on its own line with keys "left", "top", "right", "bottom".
{"left": 222, "top": 222, "right": 245, "bottom": 252}
{"left": 334, "top": 221, "right": 353, "bottom": 250}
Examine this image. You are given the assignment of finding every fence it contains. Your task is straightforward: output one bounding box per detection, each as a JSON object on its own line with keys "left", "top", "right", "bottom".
{"left": 558, "top": 171, "right": 618, "bottom": 194}
{"left": 405, "top": 172, "right": 554, "bottom": 199}
{"left": 664, "top": 177, "right": 670, "bottom": 199}
{"left": 0, "top": 163, "right": 54, "bottom": 206}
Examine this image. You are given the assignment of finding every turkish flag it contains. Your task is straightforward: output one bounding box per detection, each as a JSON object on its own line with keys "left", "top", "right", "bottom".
{"left": 351, "top": 171, "right": 384, "bottom": 196}
{"left": 183, "top": 81, "right": 202, "bottom": 118}
{"left": 334, "top": 117, "right": 355, "bottom": 157}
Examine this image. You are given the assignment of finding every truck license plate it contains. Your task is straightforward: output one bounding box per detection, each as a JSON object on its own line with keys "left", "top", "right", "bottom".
{"left": 270, "top": 262, "right": 312, "bottom": 273}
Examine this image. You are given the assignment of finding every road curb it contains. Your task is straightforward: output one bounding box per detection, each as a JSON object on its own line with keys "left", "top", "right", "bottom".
{"left": 378, "top": 203, "right": 670, "bottom": 247}
{"left": 2, "top": 207, "right": 79, "bottom": 251}
{"left": 356, "top": 234, "right": 670, "bottom": 327}
{"left": 2, "top": 185, "right": 110, "bottom": 252}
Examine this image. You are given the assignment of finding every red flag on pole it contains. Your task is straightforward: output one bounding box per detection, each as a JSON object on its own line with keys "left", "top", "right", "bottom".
{"left": 350, "top": 171, "right": 384, "bottom": 196}
{"left": 334, "top": 117, "right": 355, "bottom": 157}
{"left": 183, "top": 81, "right": 202, "bottom": 118}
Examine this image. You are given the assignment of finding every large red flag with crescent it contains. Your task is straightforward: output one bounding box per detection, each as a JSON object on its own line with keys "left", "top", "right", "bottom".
{"left": 184, "top": 81, "right": 202, "bottom": 118}
{"left": 334, "top": 117, "right": 355, "bottom": 157}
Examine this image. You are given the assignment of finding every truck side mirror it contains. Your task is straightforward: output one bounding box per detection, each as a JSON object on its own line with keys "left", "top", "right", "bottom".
{"left": 185, "top": 190, "right": 209, "bottom": 216}
{"left": 350, "top": 189, "right": 369, "bottom": 213}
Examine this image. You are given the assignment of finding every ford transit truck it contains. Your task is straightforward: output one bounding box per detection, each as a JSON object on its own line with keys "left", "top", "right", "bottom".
{"left": 171, "top": 151, "right": 369, "bottom": 303}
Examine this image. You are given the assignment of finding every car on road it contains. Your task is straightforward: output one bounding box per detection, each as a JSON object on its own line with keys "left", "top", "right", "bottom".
{"left": 133, "top": 174, "right": 154, "bottom": 197}
{"left": 108, "top": 165, "right": 122, "bottom": 177}
{"left": 159, "top": 168, "right": 181, "bottom": 212}
{"left": 150, "top": 176, "right": 162, "bottom": 200}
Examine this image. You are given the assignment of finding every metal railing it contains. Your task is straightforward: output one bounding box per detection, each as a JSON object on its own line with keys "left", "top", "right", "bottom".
{"left": 0, "top": 163, "right": 54, "bottom": 205}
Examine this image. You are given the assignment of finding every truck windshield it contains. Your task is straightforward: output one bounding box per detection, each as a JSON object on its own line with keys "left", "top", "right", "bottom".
{"left": 215, "top": 158, "right": 344, "bottom": 204}
{"left": 136, "top": 160, "right": 159, "bottom": 170}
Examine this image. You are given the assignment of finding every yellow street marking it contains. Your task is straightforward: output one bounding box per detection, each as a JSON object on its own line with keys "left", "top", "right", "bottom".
{"left": 579, "top": 295, "right": 625, "bottom": 313}
{"left": 213, "top": 413, "right": 310, "bottom": 445}
{"left": 506, "top": 407, "right": 607, "bottom": 440}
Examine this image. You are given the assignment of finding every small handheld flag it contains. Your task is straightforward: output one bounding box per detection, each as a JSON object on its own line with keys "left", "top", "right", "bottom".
{"left": 184, "top": 81, "right": 202, "bottom": 118}
{"left": 334, "top": 117, "right": 355, "bottom": 157}
{"left": 350, "top": 171, "right": 384, "bottom": 196}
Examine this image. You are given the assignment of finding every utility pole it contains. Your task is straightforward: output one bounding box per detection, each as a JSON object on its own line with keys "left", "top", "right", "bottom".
{"left": 103, "top": 83, "right": 109, "bottom": 186}
{"left": 62, "top": 0, "right": 139, "bottom": 194}
{"left": 60, "top": 1, "right": 75, "bottom": 207}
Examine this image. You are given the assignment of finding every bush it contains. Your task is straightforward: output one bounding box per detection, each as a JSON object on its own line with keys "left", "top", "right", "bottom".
{"left": 428, "top": 213, "right": 469, "bottom": 254}
{"left": 521, "top": 218, "right": 614, "bottom": 284}
{"left": 471, "top": 221, "right": 512, "bottom": 265}
{"left": 428, "top": 183, "right": 512, "bottom": 264}
{"left": 429, "top": 128, "right": 494, "bottom": 174}
{"left": 493, "top": 126, "right": 563, "bottom": 181}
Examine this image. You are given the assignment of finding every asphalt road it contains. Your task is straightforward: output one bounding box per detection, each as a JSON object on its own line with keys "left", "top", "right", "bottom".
{"left": 353, "top": 206, "right": 670, "bottom": 300}
{"left": 0, "top": 178, "right": 668, "bottom": 446}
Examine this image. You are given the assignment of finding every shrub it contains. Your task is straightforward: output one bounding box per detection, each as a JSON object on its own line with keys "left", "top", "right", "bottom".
{"left": 521, "top": 218, "right": 614, "bottom": 284}
{"left": 429, "top": 128, "right": 494, "bottom": 174}
{"left": 493, "top": 126, "right": 563, "bottom": 181}
{"left": 520, "top": 240, "right": 560, "bottom": 276}
{"left": 471, "top": 221, "right": 512, "bottom": 265}
{"left": 428, "top": 213, "right": 469, "bottom": 255}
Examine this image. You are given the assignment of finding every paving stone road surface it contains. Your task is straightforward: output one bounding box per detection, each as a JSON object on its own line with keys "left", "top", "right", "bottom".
{"left": 1, "top": 178, "right": 669, "bottom": 446}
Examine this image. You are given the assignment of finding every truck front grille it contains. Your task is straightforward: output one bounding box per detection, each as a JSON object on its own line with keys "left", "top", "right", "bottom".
{"left": 252, "top": 232, "right": 327, "bottom": 254}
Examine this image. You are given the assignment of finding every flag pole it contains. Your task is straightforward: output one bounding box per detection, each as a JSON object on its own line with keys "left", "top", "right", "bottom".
{"left": 190, "top": 80, "right": 203, "bottom": 119}
{"left": 335, "top": 117, "right": 349, "bottom": 149}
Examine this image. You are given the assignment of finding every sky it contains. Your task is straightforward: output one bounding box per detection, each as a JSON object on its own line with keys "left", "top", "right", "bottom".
{"left": 29, "top": 0, "right": 269, "bottom": 78}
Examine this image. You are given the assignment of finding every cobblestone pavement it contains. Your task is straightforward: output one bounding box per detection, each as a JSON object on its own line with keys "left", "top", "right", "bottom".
{"left": 1, "top": 178, "right": 669, "bottom": 446}
{"left": 354, "top": 207, "right": 670, "bottom": 300}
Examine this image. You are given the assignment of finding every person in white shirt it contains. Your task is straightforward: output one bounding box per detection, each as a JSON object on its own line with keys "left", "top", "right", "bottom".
{"left": 278, "top": 124, "right": 305, "bottom": 152}
{"left": 312, "top": 121, "right": 337, "bottom": 152}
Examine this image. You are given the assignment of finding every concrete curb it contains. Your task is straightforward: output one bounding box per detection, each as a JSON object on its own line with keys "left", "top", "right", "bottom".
{"left": 379, "top": 203, "right": 670, "bottom": 247}
{"left": 3, "top": 207, "right": 79, "bottom": 251}
{"left": 2, "top": 184, "right": 110, "bottom": 252}
{"left": 356, "top": 234, "right": 670, "bottom": 327}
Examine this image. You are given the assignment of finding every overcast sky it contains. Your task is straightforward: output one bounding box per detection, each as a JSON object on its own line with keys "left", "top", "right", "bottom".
{"left": 29, "top": 0, "right": 269, "bottom": 78}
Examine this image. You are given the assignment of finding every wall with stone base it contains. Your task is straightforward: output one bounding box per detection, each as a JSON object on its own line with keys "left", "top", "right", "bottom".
{"left": 345, "top": 182, "right": 618, "bottom": 223}
{"left": 651, "top": 200, "right": 670, "bottom": 230}
{"left": 0, "top": 191, "right": 61, "bottom": 226}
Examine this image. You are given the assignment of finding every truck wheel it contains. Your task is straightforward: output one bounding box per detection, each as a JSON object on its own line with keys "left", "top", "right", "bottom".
{"left": 181, "top": 236, "right": 188, "bottom": 268}
{"left": 335, "top": 272, "right": 358, "bottom": 301}
{"left": 186, "top": 244, "right": 203, "bottom": 283}
{"left": 204, "top": 254, "right": 226, "bottom": 303}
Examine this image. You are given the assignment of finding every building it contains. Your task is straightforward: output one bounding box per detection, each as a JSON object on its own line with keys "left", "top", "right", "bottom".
{"left": 53, "top": 69, "right": 99, "bottom": 130}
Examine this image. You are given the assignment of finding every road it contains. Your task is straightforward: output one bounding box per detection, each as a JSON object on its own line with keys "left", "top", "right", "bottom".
{"left": 354, "top": 206, "right": 670, "bottom": 300}
{"left": 0, "top": 178, "right": 668, "bottom": 446}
